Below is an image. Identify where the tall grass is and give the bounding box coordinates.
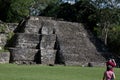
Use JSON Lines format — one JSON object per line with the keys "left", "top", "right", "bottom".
{"left": 0, "top": 64, "right": 119, "bottom": 80}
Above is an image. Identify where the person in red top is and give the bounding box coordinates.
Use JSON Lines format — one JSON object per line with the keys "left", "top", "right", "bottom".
{"left": 103, "top": 65, "right": 116, "bottom": 80}
{"left": 106, "top": 58, "right": 116, "bottom": 71}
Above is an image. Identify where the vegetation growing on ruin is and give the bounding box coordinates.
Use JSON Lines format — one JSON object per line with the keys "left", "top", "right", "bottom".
{"left": 0, "top": 24, "right": 8, "bottom": 33}
{"left": 0, "top": 46, "right": 9, "bottom": 52}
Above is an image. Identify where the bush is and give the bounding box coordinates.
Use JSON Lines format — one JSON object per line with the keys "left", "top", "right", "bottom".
{"left": 0, "top": 24, "right": 8, "bottom": 33}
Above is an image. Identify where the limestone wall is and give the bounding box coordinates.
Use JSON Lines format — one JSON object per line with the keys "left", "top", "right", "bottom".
{"left": 0, "top": 33, "right": 7, "bottom": 46}
{"left": 0, "top": 22, "right": 18, "bottom": 63}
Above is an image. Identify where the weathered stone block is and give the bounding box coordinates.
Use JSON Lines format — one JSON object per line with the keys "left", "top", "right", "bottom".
{"left": 7, "top": 23, "right": 18, "bottom": 32}
{"left": 15, "top": 33, "right": 40, "bottom": 43}
{"left": 40, "top": 34, "right": 56, "bottom": 49}
{"left": 41, "top": 49, "right": 56, "bottom": 64}
{"left": 0, "top": 33, "right": 7, "bottom": 46}
{"left": 25, "top": 18, "right": 42, "bottom": 33}
{"left": 9, "top": 48, "right": 39, "bottom": 61}
{"left": 0, "top": 52, "right": 10, "bottom": 63}
{"left": 41, "top": 21, "right": 55, "bottom": 34}
{"left": 12, "top": 33, "right": 40, "bottom": 48}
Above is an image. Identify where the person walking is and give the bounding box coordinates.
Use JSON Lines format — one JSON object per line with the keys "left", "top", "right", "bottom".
{"left": 103, "top": 65, "right": 115, "bottom": 80}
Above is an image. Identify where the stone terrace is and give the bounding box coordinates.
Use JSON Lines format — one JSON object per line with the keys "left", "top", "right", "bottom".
{"left": 8, "top": 16, "right": 106, "bottom": 66}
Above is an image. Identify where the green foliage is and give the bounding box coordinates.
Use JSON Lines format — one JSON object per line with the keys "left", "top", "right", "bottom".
{"left": 0, "top": 0, "right": 11, "bottom": 22}
{"left": 7, "top": 32, "right": 14, "bottom": 41}
{"left": 74, "top": 0, "right": 98, "bottom": 30}
{"left": 57, "top": 3, "right": 76, "bottom": 21}
{"left": 93, "top": 27, "right": 102, "bottom": 37}
{"left": 0, "top": 23, "right": 14, "bottom": 51}
{"left": 6, "top": 0, "right": 34, "bottom": 22}
{"left": 41, "top": 3, "right": 60, "bottom": 17}
{"left": 32, "top": 0, "right": 59, "bottom": 16}
{"left": 0, "top": 23, "right": 7, "bottom": 33}
{"left": 107, "top": 25, "right": 120, "bottom": 55}
{"left": 0, "top": 46, "right": 9, "bottom": 52}
{"left": 35, "top": 0, "right": 59, "bottom": 5}
{"left": 0, "top": 0, "right": 59, "bottom": 22}
{"left": 4, "top": 32, "right": 15, "bottom": 49}
{"left": 42, "top": 0, "right": 97, "bottom": 27}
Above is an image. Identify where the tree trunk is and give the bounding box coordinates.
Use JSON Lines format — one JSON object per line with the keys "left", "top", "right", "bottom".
{"left": 104, "top": 27, "right": 108, "bottom": 45}
{"left": 102, "top": 22, "right": 109, "bottom": 46}
{"left": 104, "top": 22, "right": 110, "bottom": 45}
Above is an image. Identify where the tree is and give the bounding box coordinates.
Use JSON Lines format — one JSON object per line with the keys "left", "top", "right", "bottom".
{"left": 91, "top": 0, "right": 120, "bottom": 45}
{"left": 41, "top": 0, "right": 98, "bottom": 28}
{"left": 74, "top": 0, "right": 98, "bottom": 30}
{"left": 40, "top": 3, "right": 60, "bottom": 17}
{"left": 108, "top": 25, "right": 120, "bottom": 56}
{"left": 6, "top": 0, "right": 34, "bottom": 22}
{"left": 0, "top": 0, "right": 59, "bottom": 22}
{"left": 0, "top": 0, "right": 11, "bottom": 22}
{"left": 30, "top": 0, "right": 59, "bottom": 16}
{"left": 57, "top": 3, "right": 76, "bottom": 21}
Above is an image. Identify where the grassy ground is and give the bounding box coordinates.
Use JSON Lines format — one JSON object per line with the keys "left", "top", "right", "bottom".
{"left": 0, "top": 64, "right": 119, "bottom": 80}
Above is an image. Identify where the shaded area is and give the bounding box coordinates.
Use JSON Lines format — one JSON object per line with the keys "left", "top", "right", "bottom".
{"left": 86, "top": 29, "right": 113, "bottom": 59}
{"left": 54, "top": 36, "right": 65, "bottom": 64}
{"left": 14, "top": 17, "right": 30, "bottom": 33}
{"left": 34, "top": 50, "right": 41, "bottom": 64}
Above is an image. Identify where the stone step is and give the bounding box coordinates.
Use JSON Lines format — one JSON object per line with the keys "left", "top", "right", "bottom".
{"left": 9, "top": 48, "right": 56, "bottom": 64}
{"left": 14, "top": 33, "right": 40, "bottom": 43}
{"left": 41, "top": 49, "right": 56, "bottom": 65}
{"left": 9, "top": 48, "right": 39, "bottom": 61}
{"left": 25, "top": 19, "right": 42, "bottom": 33}
{"left": 16, "top": 16, "right": 53, "bottom": 33}
{"left": 10, "top": 33, "right": 40, "bottom": 48}
{"left": 14, "top": 42, "right": 39, "bottom": 49}
{"left": 24, "top": 17, "right": 55, "bottom": 34}
{"left": 64, "top": 61, "right": 84, "bottom": 66}
{"left": 62, "top": 54, "right": 81, "bottom": 62}
{"left": 40, "top": 34, "right": 56, "bottom": 49}
{"left": 11, "top": 33, "right": 56, "bottom": 49}
{"left": 62, "top": 51, "right": 105, "bottom": 64}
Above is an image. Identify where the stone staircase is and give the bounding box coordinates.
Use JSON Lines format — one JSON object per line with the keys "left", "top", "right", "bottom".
{"left": 8, "top": 16, "right": 106, "bottom": 66}
{"left": 9, "top": 17, "right": 57, "bottom": 65}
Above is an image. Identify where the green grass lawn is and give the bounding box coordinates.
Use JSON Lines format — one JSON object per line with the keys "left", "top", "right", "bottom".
{"left": 0, "top": 64, "right": 119, "bottom": 80}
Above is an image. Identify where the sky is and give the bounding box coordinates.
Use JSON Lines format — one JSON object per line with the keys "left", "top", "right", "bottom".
{"left": 61, "top": 0, "right": 77, "bottom": 4}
